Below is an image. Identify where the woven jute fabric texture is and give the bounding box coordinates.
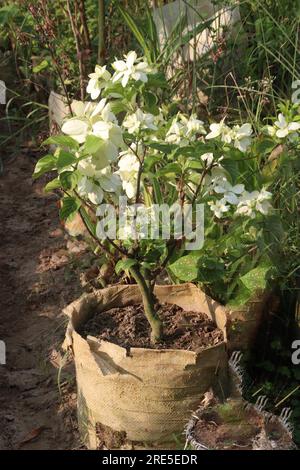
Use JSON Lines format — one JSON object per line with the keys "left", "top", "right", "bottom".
{"left": 63, "top": 283, "right": 267, "bottom": 448}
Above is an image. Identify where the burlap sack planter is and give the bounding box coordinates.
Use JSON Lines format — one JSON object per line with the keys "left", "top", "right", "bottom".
{"left": 225, "top": 291, "right": 271, "bottom": 352}
{"left": 63, "top": 283, "right": 229, "bottom": 448}
{"left": 185, "top": 398, "right": 296, "bottom": 450}
{"left": 185, "top": 352, "right": 296, "bottom": 450}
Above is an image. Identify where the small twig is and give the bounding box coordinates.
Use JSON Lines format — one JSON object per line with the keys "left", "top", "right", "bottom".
{"left": 97, "top": 0, "right": 106, "bottom": 65}
{"left": 135, "top": 146, "right": 146, "bottom": 204}
{"left": 27, "top": 2, "right": 73, "bottom": 115}
{"left": 73, "top": 189, "right": 129, "bottom": 257}
{"left": 66, "top": 0, "right": 85, "bottom": 101}
{"left": 191, "top": 165, "right": 211, "bottom": 205}
{"left": 124, "top": 139, "right": 143, "bottom": 164}
{"left": 275, "top": 385, "right": 300, "bottom": 408}
{"left": 78, "top": 0, "right": 91, "bottom": 51}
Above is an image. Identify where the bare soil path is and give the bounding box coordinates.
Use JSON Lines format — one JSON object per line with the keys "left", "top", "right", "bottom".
{"left": 0, "top": 152, "right": 83, "bottom": 449}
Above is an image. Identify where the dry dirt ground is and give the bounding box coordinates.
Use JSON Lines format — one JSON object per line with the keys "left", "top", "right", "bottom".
{"left": 0, "top": 152, "right": 86, "bottom": 449}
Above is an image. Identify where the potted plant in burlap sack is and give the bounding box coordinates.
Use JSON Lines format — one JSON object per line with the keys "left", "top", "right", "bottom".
{"left": 185, "top": 352, "right": 296, "bottom": 450}
{"left": 33, "top": 50, "right": 287, "bottom": 448}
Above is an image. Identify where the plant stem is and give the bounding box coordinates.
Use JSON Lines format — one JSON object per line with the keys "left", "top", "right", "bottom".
{"left": 98, "top": 0, "right": 106, "bottom": 65}
{"left": 129, "top": 265, "right": 163, "bottom": 343}
{"left": 77, "top": 207, "right": 115, "bottom": 262}
{"left": 78, "top": 0, "right": 91, "bottom": 51}
{"left": 66, "top": 0, "right": 86, "bottom": 101}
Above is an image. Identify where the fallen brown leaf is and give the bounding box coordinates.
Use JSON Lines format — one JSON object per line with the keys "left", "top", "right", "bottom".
{"left": 18, "top": 426, "right": 46, "bottom": 448}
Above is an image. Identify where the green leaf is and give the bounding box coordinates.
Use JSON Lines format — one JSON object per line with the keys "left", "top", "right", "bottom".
{"left": 44, "top": 177, "right": 60, "bottom": 193}
{"left": 110, "top": 100, "right": 128, "bottom": 114}
{"left": 151, "top": 176, "right": 163, "bottom": 204}
{"left": 83, "top": 135, "right": 104, "bottom": 155}
{"left": 157, "top": 163, "right": 182, "bottom": 178}
{"left": 80, "top": 206, "right": 96, "bottom": 237}
{"left": 0, "top": 4, "right": 19, "bottom": 23}
{"left": 59, "top": 171, "right": 79, "bottom": 190}
{"left": 59, "top": 196, "right": 81, "bottom": 222}
{"left": 254, "top": 137, "right": 276, "bottom": 156}
{"left": 116, "top": 3, "right": 152, "bottom": 63}
{"left": 33, "top": 154, "right": 56, "bottom": 179}
{"left": 32, "top": 59, "right": 49, "bottom": 74}
{"left": 147, "top": 72, "right": 169, "bottom": 89}
{"left": 115, "top": 258, "right": 137, "bottom": 275}
{"left": 144, "top": 91, "right": 158, "bottom": 113}
{"left": 173, "top": 146, "right": 197, "bottom": 159}
{"left": 148, "top": 142, "right": 176, "bottom": 153}
{"left": 240, "top": 265, "right": 271, "bottom": 292}
{"left": 259, "top": 360, "right": 275, "bottom": 372}
{"left": 185, "top": 158, "right": 204, "bottom": 170}
{"left": 144, "top": 154, "right": 162, "bottom": 171}
{"left": 145, "top": 3, "right": 159, "bottom": 60}
{"left": 43, "top": 135, "right": 79, "bottom": 150}
{"left": 57, "top": 150, "right": 77, "bottom": 169}
{"left": 169, "top": 254, "right": 199, "bottom": 282}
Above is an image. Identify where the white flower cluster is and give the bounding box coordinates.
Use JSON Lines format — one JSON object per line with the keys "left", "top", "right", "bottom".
{"left": 165, "top": 115, "right": 253, "bottom": 152}
{"left": 59, "top": 52, "right": 159, "bottom": 202}
{"left": 58, "top": 50, "right": 275, "bottom": 222}
{"left": 236, "top": 189, "right": 273, "bottom": 218}
{"left": 206, "top": 120, "right": 253, "bottom": 152}
{"left": 265, "top": 113, "right": 300, "bottom": 140}
{"left": 117, "top": 145, "right": 141, "bottom": 199}
{"left": 86, "top": 51, "right": 154, "bottom": 98}
{"left": 118, "top": 205, "right": 155, "bottom": 240}
{"left": 204, "top": 159, "right": 272, "bottom": 219}
{"left": 166, "top": 114, "right": 206, "bottom": 146}
{"left": 61, "top": 99, "right": 123, "bottom": 204}
{"left": 123, "top": 109, "right": 158, "bottom": 134}
{"left": 86, "top": 65, "right": 111, "bottom": 99}
{"left": 112, "top": 51, "right": 153, "bottom": 88}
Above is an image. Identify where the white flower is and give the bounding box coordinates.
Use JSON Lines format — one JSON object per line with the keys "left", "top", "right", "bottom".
{"left": 61, "top": 99, "right": 119, "bottom": 144}
{"left": 112, "top": 51, "right": 152, "bottom": 87}
{"left": 86, "top": 65, "right": 111, "bottom": 99}
{"left": 77, "top": 142, "right": 118, "bottom": 174}
{"left": 214, "top": 180, "right": 245, "bottom": 205}
{"left": 92, "top": 120, "right": 123, "bottom": 147}
{"left": 264, "top": 125, "right": 276, "bottom": 137}
{"left": 166, "top": 120, "right": 186, "bottom": 145}
{"left": 208, "top": 198, "right": 230, "bottom": 218}
{"left": 92, "top": 98, "right": 117, "bottom": 123}
{"left": 123, "top": 109, "right": 158, "bottom": 134}
{"left": 166, "top": 113, "right": 205, "bottom": 146}
{"left": 201, "top": 152, "right": 214, "bottom": 166}
{"left": 119, "top": 205, "right": 154, "bottom": 240}
{"left": 116, "top": 146, "right": 140, "bottom": 198}
{"left": 71, "top": 103, "right": 122, "bottom": 171}
{"left": 77, "top": 176, "right": 104, "bottom": 205}
{"left": 232, "top": 123, "right": 252, "bottom": 152}
{"left": 206, "top": 120, "right": 252, "bottom": 151}
{"left": 255, "top": 188, "right": 273, "bottom": 215}
{"left": 61, "top": 99, "right": 123, "bottom": 164}
{"left": 206, "top": 119, "right": 232, "bottom": 144}
{"left": 122, "top": 181, "right": 136, "bottom": 199}
{"left": 77, "top": 167, "right": 121, "bottom": 205}
{"left": 267, "top": 113, "right": 300, "bottom": 139}
{"left": 61, "top": 118, "right": 89, "bottom": 144}
{"left": 78, "top": 157, "right": 103, "bottom": 177}
{"left": 203, "top": 165, "right": 228, "bottom": 190}
{"left": 236, "top": 189, "right": 272, "bottom": 218}
{"left": 181, "top": 114, "right": 206, "bottom": 137}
